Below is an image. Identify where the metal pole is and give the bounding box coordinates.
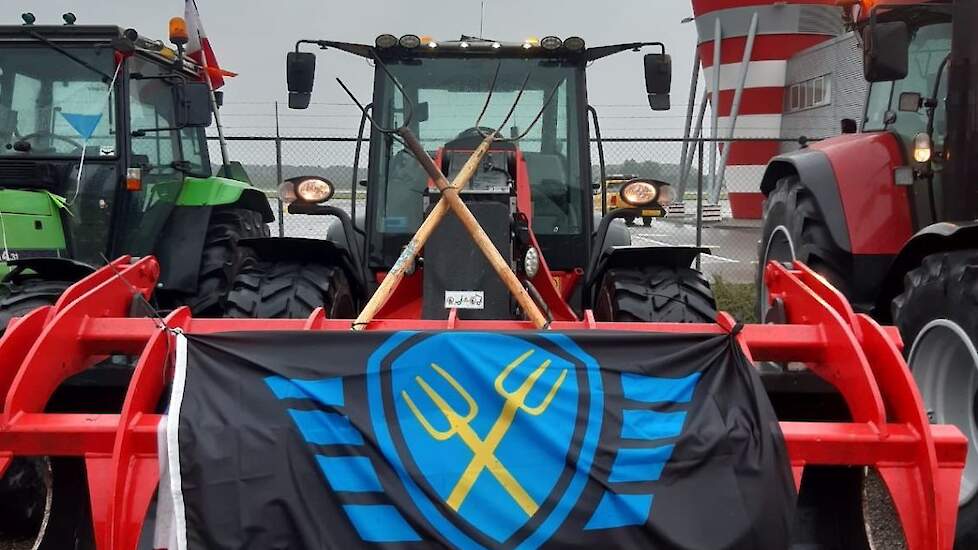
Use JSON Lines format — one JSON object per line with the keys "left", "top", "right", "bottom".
{"left": 480, "top": 0, "right": 488, "bottom": 38}
{"left": 680, "top": 87, "right": 709, "bottom": 197}
{"left": 274, "top": 101, "right": 285, "bottom": 238}
{"left": 709, "top": 18, "right": 721, "bottom": 202}
{"left": 696, "top": 140, "right": 704, "bottom": 272}
{"left": 196, "top": 39, "right": 230, "bottom": 172}
{"left": 678, "top": 51, "right": 700, "bottom": 197}
{"left": 712, "top": 12, "right": 758, "bottom": 205}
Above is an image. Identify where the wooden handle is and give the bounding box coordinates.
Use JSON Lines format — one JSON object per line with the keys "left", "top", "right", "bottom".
{"left": 352, "top": 132, "right": 498, "bottom": 330}
{"left": 397, "top": 129, "right": 548, "bottom": 329}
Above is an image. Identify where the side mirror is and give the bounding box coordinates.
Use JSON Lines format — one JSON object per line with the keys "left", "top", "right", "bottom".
{"left": 863, "top": 20, "right": 909, "bottom": 82}
{"left": 644, "top": 53, "right": 672, "bottom": 111}
{"left": 173, "top": 81, "right": 212, "bottom": 128}
{"left": 898, "top": 92, "right": 922, "bottom": 112}
{"left": 287, "top": 51, "right": 316, "bottom": 110}
{"left": 841, "top": 118, "right": 858, "bottom": 134}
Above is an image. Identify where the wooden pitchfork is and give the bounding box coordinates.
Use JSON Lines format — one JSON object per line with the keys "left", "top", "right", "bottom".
{"left": 338, "top": 57, "right": 557, "bottom": 329}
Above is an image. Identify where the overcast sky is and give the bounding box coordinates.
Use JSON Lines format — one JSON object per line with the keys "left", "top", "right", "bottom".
{"left": 2, "top": 1, "right": 703, "bottom": 137}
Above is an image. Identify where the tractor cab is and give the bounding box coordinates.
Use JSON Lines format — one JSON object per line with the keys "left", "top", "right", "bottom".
{"left": 858, "top": 0, "right": 957, "bottom": 228}
{"left": 363, "top": 43, "right": 591, "bottom": 274}
{"left": 0, "top": 19, "right": 216, "bottom": 274}
{"left": 263, "top": 35, "right": 705, "bottom": 323}
{"left": 0, "top": 16, "right": 273, "bottom": 321}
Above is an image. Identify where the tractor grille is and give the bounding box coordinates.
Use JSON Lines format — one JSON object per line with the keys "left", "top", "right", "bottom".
{"left": 0, "top": 161, "right": 60, "bottom": 189}
{"left": 0, "top": 161, "right": 38, "bottom": 186}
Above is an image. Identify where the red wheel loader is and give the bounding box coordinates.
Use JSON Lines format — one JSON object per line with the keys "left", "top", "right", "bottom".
{"left": 0, "top": 33, "right": 967, "bottom": 550}
{"left": 756, "top": 1, "right": 978, "bottom": 545}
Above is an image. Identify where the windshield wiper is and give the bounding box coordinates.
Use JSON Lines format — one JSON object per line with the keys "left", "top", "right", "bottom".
{"left": 24, "top": 30, "right": 114, "bottom": 83}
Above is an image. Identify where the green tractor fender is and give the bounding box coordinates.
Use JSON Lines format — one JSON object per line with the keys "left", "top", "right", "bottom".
{"left": 176, "top": 175, "right": 275, "bottom": 223}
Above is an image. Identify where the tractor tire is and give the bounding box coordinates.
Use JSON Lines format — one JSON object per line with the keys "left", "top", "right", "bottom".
{"left": 892, "top": 250, "right": 978, "bottom": 549}
{"left": 0, "top": 279, "right": 70, "bottom": 333}
{"left": 593, "top": 265, "right": 717, "bottom": 323}
{"left": 0, "top": 281, "right": 94, "bottom": 549}
{"left": 163, "top": 207, "right": 269, "bottom": 317}
{"left": 757, "top": 175, "right": 850, "bottom": 320}
{"left": 226, "top": 260, "right": 356, "bottom": 320}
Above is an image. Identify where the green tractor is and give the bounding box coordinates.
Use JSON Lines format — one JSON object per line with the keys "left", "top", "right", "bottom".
{"left": 0, "top": 16, "right": 273, "bottom": 335}
{"left": 0, "top": 16, "right": 273, "bottom": 546}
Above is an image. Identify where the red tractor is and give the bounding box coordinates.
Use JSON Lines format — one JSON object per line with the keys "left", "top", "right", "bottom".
{"left": 756, "top": 0, "right": 978, "bottom": 545}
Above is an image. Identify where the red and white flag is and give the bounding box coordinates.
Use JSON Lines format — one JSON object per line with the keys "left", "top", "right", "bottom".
{"left": 184, "top": 0, "right": 236, "bottom": 89}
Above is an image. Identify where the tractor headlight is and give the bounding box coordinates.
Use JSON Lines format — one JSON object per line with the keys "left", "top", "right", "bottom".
{"left": 564, "top": 36, "right": 585, "bottom": 51}
{"left": 540, "top": 36, "right": 563, "bottom": 50}
{"left": 620, "top": 180, "right": 657, "bottom": 207}
{"left": 913, "top": 132, "right": 932, "bottom": 163}
{"left": 399, "top": 34, "right": 421, "bottom": 49}
{"left": 524, "top": 247, "right": 540, "bottom": 278}
{"left": 280, "top": 176, "right": 335, "bottom": 204}
{"left": 375, "top": 34, "right": 398, "bottom": 49}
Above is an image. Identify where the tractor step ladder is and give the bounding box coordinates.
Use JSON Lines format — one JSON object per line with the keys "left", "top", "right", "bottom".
{"left": 0, "top": 256, "right": 966, "bottom": 550}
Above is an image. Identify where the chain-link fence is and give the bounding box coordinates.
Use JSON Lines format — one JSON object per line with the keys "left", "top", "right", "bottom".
{"left": 208, "top": 135, "right": 813, "bottom": 287}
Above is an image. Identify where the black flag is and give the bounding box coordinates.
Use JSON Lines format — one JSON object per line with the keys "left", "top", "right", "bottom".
{"left": 163, "top": 330, "right": 794, "bottom": 549}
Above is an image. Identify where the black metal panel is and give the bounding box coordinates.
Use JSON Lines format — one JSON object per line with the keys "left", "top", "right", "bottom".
{"left": 423, "top": 201, "right": 513, "bottom": 320}
{"left": 943, "top": 0, "right": 978, "bottom": 221}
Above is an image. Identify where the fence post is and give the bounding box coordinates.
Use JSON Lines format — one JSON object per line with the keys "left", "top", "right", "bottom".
{"left": 696, "top": 139, "right": 704, "bottom": 272}
{"left": 274, "top": 101, "right": 285, "bottom": 238}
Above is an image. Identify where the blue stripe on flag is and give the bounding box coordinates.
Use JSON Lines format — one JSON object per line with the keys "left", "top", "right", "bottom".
{"left": 621, "top": 372, "right": 700, "bottom": 404}
{"left": 608, "top": 445, "right": 675, "bottom": 483}
{"left": 342, "top": 504, "right": 421, "bottom": 542}
{"left": 265, "top": 375, "right": 344, "bottom": 406}
{"left": 620, "top": 410, "right": 687, "bottom": 441}
{"left": 583, "top": 492, "right": 654, "bottom": 531}
{"left": 288, "top": 409, "right": 363, "bottom": 445}
{"left": 316, "top": 455, "right": 382, "bottom": 492}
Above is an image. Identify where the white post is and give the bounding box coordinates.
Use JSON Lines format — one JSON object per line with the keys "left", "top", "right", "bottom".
{"left": 709, "top": 19, "right": 721, "bottom": 201}
{"left": 677, "top": 51, "right": 700, "bottom": 198}
{"left": 681, "top": 87, "right": 710, "bottom": 189}
{"left": 712, "top": 12, "right": 758, "bottom": 205}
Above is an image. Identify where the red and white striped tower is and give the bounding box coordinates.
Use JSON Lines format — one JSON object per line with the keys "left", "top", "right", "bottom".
{"left": 690, "top": 0, "right": 843, "bottom": 219}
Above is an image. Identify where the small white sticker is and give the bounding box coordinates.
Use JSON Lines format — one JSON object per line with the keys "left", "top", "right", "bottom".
{"left": 99, "top": 146, "right": 115, "bottom": 156}
{"left": 445, "top": 291, "right": 484, "bottom": 310}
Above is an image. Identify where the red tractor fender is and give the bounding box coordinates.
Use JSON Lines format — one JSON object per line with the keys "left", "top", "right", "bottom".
{"left": 761, "top": 132, "right": 914, "bottom": 257}
{"left": 811, "top": 132, "right": 914, "bottom": 255}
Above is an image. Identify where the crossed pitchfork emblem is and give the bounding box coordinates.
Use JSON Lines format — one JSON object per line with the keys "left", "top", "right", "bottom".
{"left": 401, "top": 350, "right": 568, "bottom": 517}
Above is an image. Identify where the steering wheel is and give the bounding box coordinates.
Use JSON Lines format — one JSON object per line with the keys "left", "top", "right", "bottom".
{"left": 15, "top": 131, "right": 84, "bottom": 150}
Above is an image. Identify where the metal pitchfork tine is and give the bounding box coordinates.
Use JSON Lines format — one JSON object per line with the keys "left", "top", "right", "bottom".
{"left": 401, "top": 363, "right": 478, "bottom": 441}
{"left": 339, "top": 53, "right": 554, "bottom": 330}
{"left": 494, "top": 349, "right": 567, "bottom": 415}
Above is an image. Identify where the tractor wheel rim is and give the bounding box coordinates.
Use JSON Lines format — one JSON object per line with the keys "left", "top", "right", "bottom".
{"left": 909, "top": 318, "right": 978, "bottom": 506}
{"left": 760, "top": 225, "right": 796, "bottom": 321}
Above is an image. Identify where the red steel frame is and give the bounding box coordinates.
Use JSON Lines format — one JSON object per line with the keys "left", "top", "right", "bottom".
{"left": 0, "top": 256, "right": 966, "bottom": 549}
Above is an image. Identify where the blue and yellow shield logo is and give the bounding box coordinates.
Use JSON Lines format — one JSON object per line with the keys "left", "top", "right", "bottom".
{"left": 368, "top": 331, "right": 604, "bottom": 547}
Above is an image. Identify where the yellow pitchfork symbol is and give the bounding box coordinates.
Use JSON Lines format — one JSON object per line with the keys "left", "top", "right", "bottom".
{"left": 401, "top": 349, "right": 567, "bottom": 517}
